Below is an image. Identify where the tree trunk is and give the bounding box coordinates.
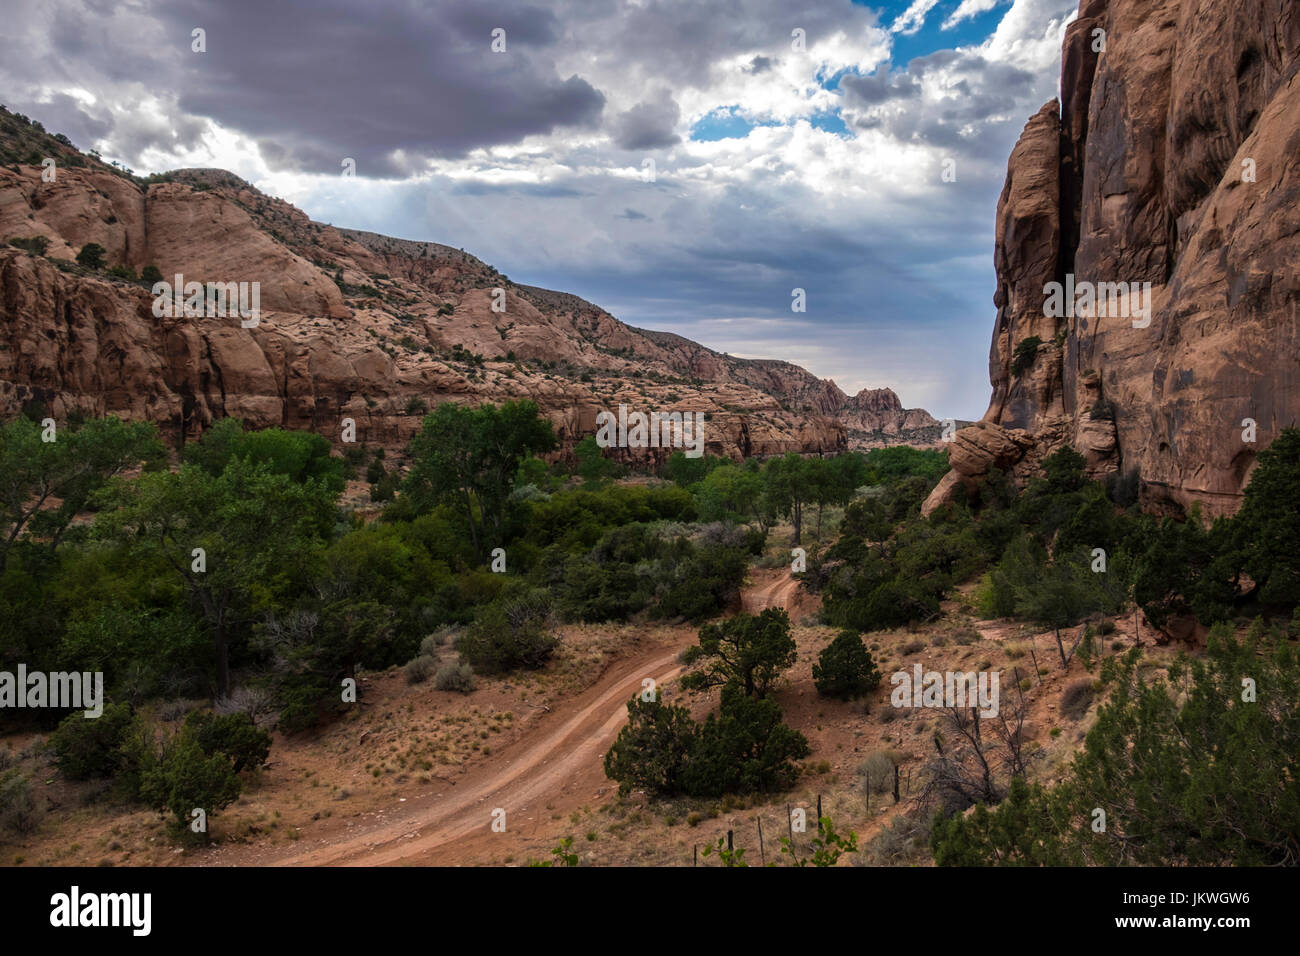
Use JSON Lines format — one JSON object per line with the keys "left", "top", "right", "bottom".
{"left": 215, "top": 621, "right": 230, "bottom": 698}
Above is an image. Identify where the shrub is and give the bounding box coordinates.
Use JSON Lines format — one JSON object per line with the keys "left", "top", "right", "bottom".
{"left": 9, "top": 236, "right": 48, "bottom": 256}
{"left": 181, "top": 711, "right": 271, "bottom": 773}
{"left": 434, "top": 660, "right": 476, "bottom": 693}
{"left": 0, "top": 769, "right": 41, "bottom": 834}
{"left": 860, "top": 750, "right": 900, "bottom": 795}
{"left": 76, "top": 242, "right": 106, "bottom": 269}
{"left": 901, "top": 639, "right": 926, "bottom": 656}
{"left": 420, "top": 629, "right": 454, "bottom": 655}
{"left": 48, "top": 703, "right": 138, "bottom": 780}
{"left": 404, "top": 655, "right": 436, "bottom": 684}
{"left": 139, "top": 737, "right": 242, "bottom": 841}
{"left": 1011, "top": 336, "right": 1042, "bottom": 375}
{"left": 141, "top": 264, "right": 163, "bottom": 284}
{"left": 457, "top": 590, "right": 559, "bottom": 674}
{"left": 1060, "top": 679, "right": 1094, "bottom": 721}
{"left": 813, "top": 631, "right": 882, "bottom": 700}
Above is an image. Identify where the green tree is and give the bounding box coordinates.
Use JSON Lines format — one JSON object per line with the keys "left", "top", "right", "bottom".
{"left": 603, "top": 695, "right": 698, "bottom": 796}
{"left": 184, "top": 419, "right": 344, "bottom": 494}
{"left": 404, "top": 400, "right": 556, "bottom": 562}
{"left": 574, "top": 434, "right": 615, "bottom": 483}
{"left": 96, "top": 458, "right": 336, "bottom": 696}
{"left": 0, "top": 416, "right": 164, "bottom": 571}
{"left": 141, "top": 264, "right": 163, "bottom": 284}
{"left": 812, "top": 630, "right": 882, "bottom": 699}
{"left": 681, "top": 607, "right": 797, "bottom": 699}
{"left": 456, "top": 589, "right": 558, "bottom": 674}
{"left": 1233, "top": 427, "right": 1300, "bottom": 606}
{"left": 49, "top": 702, "right": 139, "bottom": 780}
{"left": 763, "top": 453, "right": 810, "bottom": 544}
{"left": 140, "top": 735, "right": 242, "bottom": 842}
{"left": 931, "top": 627, "right": 1300, "bottom": 866}
{"left": 181, "top": 711, "right": 270, "bottom": 773}
{"left": 76, "top": 242, "right": 106, "bottom": 269}
{"left": 681, "top": 683, "right": 810, "bottom": 796}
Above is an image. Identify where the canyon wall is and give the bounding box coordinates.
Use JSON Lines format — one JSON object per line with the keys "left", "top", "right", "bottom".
{"left": 926, "top": 0, "right": 1300, "bottom": 518}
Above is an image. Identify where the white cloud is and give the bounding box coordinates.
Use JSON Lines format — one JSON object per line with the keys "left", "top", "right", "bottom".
{"left": 890, "top": 0, "right": 943, "bottom": 37}
{"left": 943, "top": 0, "right": 1007, "bottom": 31}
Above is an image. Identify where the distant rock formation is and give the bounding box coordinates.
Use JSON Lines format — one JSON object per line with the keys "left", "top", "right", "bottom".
{"left": 925, "top": 0, "right": 1300, "bottom": 517}
{"left": 0, "top": 108, "right": 938, "bottom": 463}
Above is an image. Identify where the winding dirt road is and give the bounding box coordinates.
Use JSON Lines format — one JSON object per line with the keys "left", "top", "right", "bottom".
{"left": 210, "top": 570, "right": 800, "bottom": 866}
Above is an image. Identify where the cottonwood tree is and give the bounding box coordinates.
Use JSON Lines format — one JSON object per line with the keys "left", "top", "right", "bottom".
{"left": 403, "top": 400, "right": 556, "bottom": 562}
{"left": 97, "top": 458, "right": 336, "bottom": 697}
{"left": 0, "top": 416, "right": 164, "bottom": 572}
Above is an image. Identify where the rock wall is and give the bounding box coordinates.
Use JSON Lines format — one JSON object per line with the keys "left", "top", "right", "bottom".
{"left": 926, "top": 0, "right": 1300, "bottom": 518}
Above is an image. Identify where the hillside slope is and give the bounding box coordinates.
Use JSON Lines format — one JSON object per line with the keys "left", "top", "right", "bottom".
{"left": 0, "top": 107, "right": 939, "bottom": 460}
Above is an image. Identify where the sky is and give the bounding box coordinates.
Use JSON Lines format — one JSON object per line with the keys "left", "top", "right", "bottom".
{"left": 0, "top": 0, "right": 1079, "bottom": 421}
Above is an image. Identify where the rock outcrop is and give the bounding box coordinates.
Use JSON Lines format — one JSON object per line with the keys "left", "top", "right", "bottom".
{"left": 0, "top": 109, "right": 937, "bottom": 463}
{"left": 926, "top": 0, "right": 1300, "bottom": 518}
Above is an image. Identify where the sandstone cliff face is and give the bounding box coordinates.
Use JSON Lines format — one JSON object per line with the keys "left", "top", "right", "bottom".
{"left": 0, "top": 115, "right": 934, "bottom": 462}
{"left": 926, "top": 0, "right": 1300, "bottom": 518}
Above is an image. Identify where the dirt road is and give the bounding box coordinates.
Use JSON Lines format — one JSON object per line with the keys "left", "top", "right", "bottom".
{"left": 209, "top": 570, "right": 801, "bottom": 867}
{"left": 741, "top": 568, "right": 804, "bottom": 615}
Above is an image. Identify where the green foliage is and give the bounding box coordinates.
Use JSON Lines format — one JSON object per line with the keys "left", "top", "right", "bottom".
{"left": 403, "top": 400, "right": 556, "bottom": 561}
{"left": 139, "top": 735, "right": 242, "bottom": 841}
{"left": 9, "top": 236, "right": 48, "bottom": 256}
{"left": 140, "top": 264, "right": 163, "bottom": 284}
{"left": 456, "top": 588, "right": 558, "bottom": 674}
{"left": 49, "top": 702, "right": 138, "bottom": 779}
{"left": 0, "top": 768, "right": 40, "bottom": 834}
{"left": 96, "top": 457, "right": 338, "bottom": 697}
{"left": 780, "top": 816, "right": 859, "bottom": 867}
{"left": 1011, "top": 336, "right": 1042, "bottom": 375}
{"left": 605, "top": 681, "right": 808, "bottom": 798}
{"left": 184, "top": 418, "right": 344, "bottom": 494}
{"left": 1233, "top": 428, "right": 1300, "bottom": 606}
{"left": 812, "top": 631, "right": 881, "bottom": 699}
{"left": 603, "top": 695, "right": 698, "bottom": 796}
{"left": 574, "top": 435, "right": 616, "bottom": 483}
{"left": 932, "top": 628, "right": 1300, "bottom": 865}
{"left": 681, "top": 683, "right": 810, "bottom": 796}
{"left": 529, "top": 835, "right": 579, "bottom": 866}
{"left": 700, "top": 835, "right": 749, "bottom": 866}
{"left": 0, "top": 416, "right": 165, "bottom": 572}
{"left": 76, "top": 242, "right": 106, "bottom": 269}
{"left": 681, "top": 608, "right": 797, "bottom": 699}
{"left": 181, "top": 711, "right": 270, "bottom": 773}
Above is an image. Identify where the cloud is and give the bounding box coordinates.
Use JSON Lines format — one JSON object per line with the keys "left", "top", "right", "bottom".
{"left": 890, "top": 0, "right": 943, "bottom": 36}
{"left": 0, "top": 0, "right": 1082, "bottom": 419}
{"left": 610, "top": 92, "right": 682, "bottom": 150}
{"left": 944, "top": 0, "right": 1009, "bottom": 30}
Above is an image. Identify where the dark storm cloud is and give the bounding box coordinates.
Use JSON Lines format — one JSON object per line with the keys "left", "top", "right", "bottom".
{"left": 840, "top": 68, "right": 921, "bottom": 105}
{"left": 610, "top": 93, "right": 681, "bottom": 150}
{"left": 2, "top": 0, "right": 607, "bottom": 175}
{"left": 153, "top": 0, "right": 606, "bottom": 174}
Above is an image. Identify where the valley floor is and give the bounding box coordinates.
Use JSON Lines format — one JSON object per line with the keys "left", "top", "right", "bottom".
{"left": 0, "top": 559, "right": 1177, "bottom": 868}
